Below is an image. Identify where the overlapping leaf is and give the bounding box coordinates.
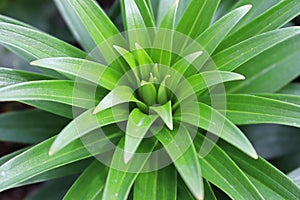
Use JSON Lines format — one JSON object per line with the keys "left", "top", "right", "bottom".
{"left": 176, "top": 0, "right": 220, "bottom": 39}
{"left": 212, "top": 27, "right": 300, "bottom": 72}
{"left": 31, "top": 57, "right": 122, "bottom": 90}
{"left": 124, "top": 108, "right": 158, "bottom": 163}
{"left": 195, "top": 134, "right": 263, "bottom": 200}
{"left": 64, "top": 160, "right": 108, "bottom": 200}
{"left": 155, "top": 126, "right": 203, "bottom": 200}
{"left": 102, "top": 137, "right": 157, "bottom": 200}
{"left": 50, "top": 107, "right": 128, "bottom": 155}
{"left": 0, "top": 22, "right": 86, "bottom": 59}
{"left": 227, "top": 34, "right": 300, "bottom": 93}
{"left": 0, "top": 130, "right": 122, "bottom": 192}
{"left": 200, "top": 94, "right": 300, "bottom": 127}
{"left": 219, "top": 140, "right": 300, "bottom": 199}
{"left": 0, "top": 80, "right": 98, "bottom": 109}
{"left": 175, "top": 102, "right": 257, "bottom": 158}
{"left": 219, "top": 0, "right": 300, "bottom": 49}
{"left": 16, "top": 159, "right": 92, "bottom": 188}
{"left": 134, "top": 165, "right": 177, "bottom": 200}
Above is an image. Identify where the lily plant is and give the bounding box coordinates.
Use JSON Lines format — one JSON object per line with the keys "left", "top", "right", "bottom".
{"left": 0, "top": 0, "right": 300, "bottom": 199}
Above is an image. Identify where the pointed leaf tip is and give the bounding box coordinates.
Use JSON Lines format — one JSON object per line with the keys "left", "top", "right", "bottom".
{"left": 168, "top": 123, "right": 174, "bottom": 131}
{"left": 124, "top": 152, "right": 133, "bottom": 164}
{"left": 197, "top": 195, "right": 204, "bottom": 200}
{"left": 49, "top": 143, "right": 59, "bottom": 156}
{"left": 48, "top": 151, "right": 54, "bottom": 156}
{"left": 113, "top": 45, "right": 122, "bottom": 51}
{"left": 193, "top": 51, "right": 203, "bottom": 57}
{"left": 150, "top": 101, "right": 173, "bottom": 130}
{"left": 238, "top": 74, "right": 246, "bottom": 80}
{"left": 252, "top": 152, "right": 259, "bottom": 160}
{"left": 241, "top": 4, "right": 253, "bottom": 12}
{"left": 135, "top": 42, "right": 142, "bottom": 49}
{"left": 92, "top": 107, "right": 100, "bottom": 115}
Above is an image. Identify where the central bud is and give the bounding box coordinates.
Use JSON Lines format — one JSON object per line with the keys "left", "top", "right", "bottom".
{"left": 133, "top": 64, "right": 172, "bottom": 113}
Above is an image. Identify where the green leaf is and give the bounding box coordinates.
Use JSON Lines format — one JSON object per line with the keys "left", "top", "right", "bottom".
{"left": 219, "top": 140, "right": 300, "bottom": 199}
{"left": 113, "top": 45, "right": 136, "bottom": 68}
{"left": 121, "top": 0, "right": 155, "bottom": 30}
{"left": 121, "top": 0, "right": 151, "bottom": 47}
{"left": 2, "top": 45, "right": 66, "bottom": 79}
{"left": 0, "top": 109, "right": 69, "bottom": 143}
{"left": 0, "top": 67, "right": 51, "bottom": 88}
{"left": 0, "top": 14, "right": 34, "bottom": 29}
{"left": 177, "top": 176, "right": 195, "bottom": 200}
{"left": 219, "top": 0, "right": 300, "bottom": 49}
{"left": 0, "top": 80, "right": 98, "bottom": 109}
{"left": 195, "top": 133, "right": 263, "bottom": 200}
{"left": 64, "top": 161, "right": 108, "bottom": 200}
{"left": 157, "top": 75, "right": 171, "bottom": 105}
{"left": 176, "top": 0, "right": 220, "bottom": 39}
{"left": 155, "top": 126, "right": 203, "bottom": 200}
{"left": 174, "top": 102, "right": 258, "bottom": 158}
{"left": 93, "top": 86, "right": 146, "bottom": 114}
{"left": 257, "top": 94, "right": 300, "bottom": 106}
{"left": 150, "top": 101, "right": 173, "bottom": 130}
{"left": 0, "top": 130, "right": 122, "bottom": 192}
{"left": 31, "top": 57, "right": 122, "bottom": 90}
{"left": 158, "top": 0, "right": 178, "bottom": 29}
{"left": 22, "top": 101, "right": 75, "bottom": 119}
{"left": 155, "top": 0, "right": 190, "bottom": 27}
{"left": 50, "top": 107, "right": 128, "bottom": 155}
{"left": 67, "top": 0, "right": 126, "bottom": 65}
{"left": 201, "top": 94, "right": 300, "bottom": 127}
{"left": 67, "top": 0, "right": 120, "bottom": 46}
{"left": 124, "top": 108, "right": 158, "bottom": 163}
{"left": 2, "top": 44, "right": 35, "bottom": 62}
{"left": 0, "top": 14, "right": 40, "bottom": 62}
{"left": 135, "top": 43, "right": 153, "bottom": 66}
{"left": 229, "top": 0, "right": 281, "bottom": 32}
{"left": 54, "top": 0, "right": 95, "bottom": 52}
{"left": 139, "top": 81, "right": 157, "bottom": 106}
{"left": 213, "top": 0, "right": 238, "bottom": 20}
{"left": 133, "top": 0, "right": 155, "bottom": 27}
{"left": 176, "top": 71, "right": 245, "bottom": 103}
{"left": 189, "top": 4, "right": 251, "bottom": 65}
{"left": 102, "top": 137, "right": 157, "bottom": 200}
{"left": 212, "top": 27, "right": 300, "bottom": 72}
{"left": 169, "top": 51, "right": 203, "bottom": 89}
{"left": 0, "top": 22, "right": 86, "bottom": 59}
{"left": 134, "top": 165, "right": 177, "bottom": 200}
{"left": 151, "top": 1, "right": 179, "bottom": 66}
{"left": 226, "top": 34, "right": 300, "bottom": 93}
{"left": 0, "top": 148, "right": 28, "bottom": 166}
{"left": 113, "top": 45, "right": 140, "bottom": 84}
{"left": 17, "top": 159, "right": 92, "bottom": 188}
{"left": 203, "top": 180, "right": 217, "bottom": 200}
{"left": 134, "top": 43, "right": 153, "bottom": 79}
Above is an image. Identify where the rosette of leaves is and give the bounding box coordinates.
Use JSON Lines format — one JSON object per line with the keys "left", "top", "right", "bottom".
{"left": 0, "top": 0, "right": 300, "bottom": 199}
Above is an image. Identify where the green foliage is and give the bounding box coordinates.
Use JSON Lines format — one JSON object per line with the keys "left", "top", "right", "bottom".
{"left": 0, "top": 0, "right": 299, "bottom": 199}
